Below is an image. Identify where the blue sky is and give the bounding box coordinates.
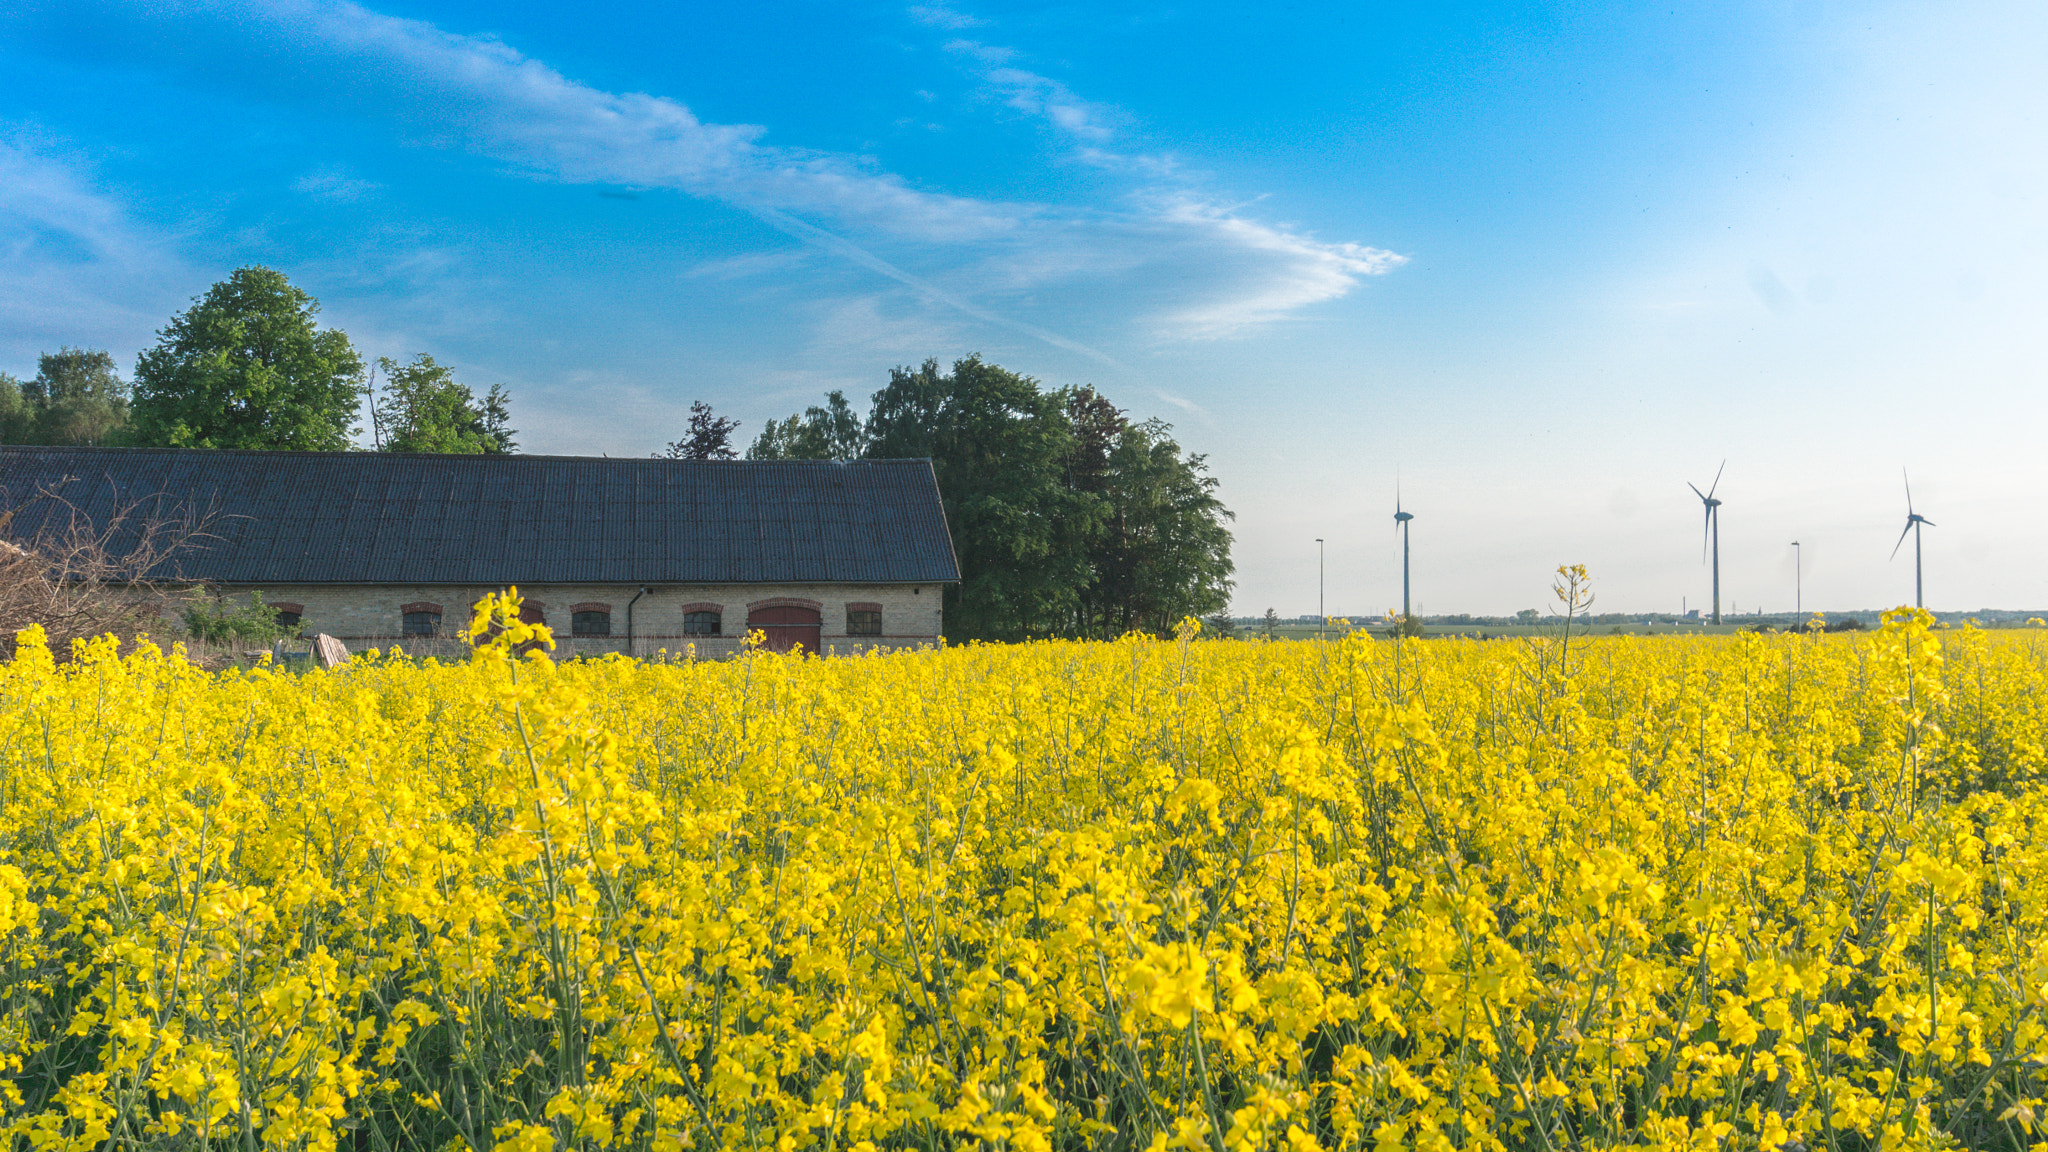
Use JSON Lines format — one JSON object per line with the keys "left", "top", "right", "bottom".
{"left": 2, "top": 0, "right": 2044, "bottom": 615}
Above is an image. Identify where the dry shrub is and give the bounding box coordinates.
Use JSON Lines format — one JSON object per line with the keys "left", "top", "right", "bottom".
{"left": 0, "top": 480, "right": 221, "bottom": 662}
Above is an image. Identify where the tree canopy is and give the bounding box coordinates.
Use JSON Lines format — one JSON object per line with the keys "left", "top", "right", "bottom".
{"left": 747, "top": 391, "right": 865, "bottom": 462}
{"left": 0, "top": 348, "right": 130, "bottom": 446}
{"left": 753, "top": 356, "right": 1234, "bottom": 642}
{"left": 662, "top": 401, "right": 741, "bottom": 460}
{"left": 371, "top": 354, "right": 515, "bottom": 454}
{"left": 129, "top": 266, "right": 364, "bottom": 451}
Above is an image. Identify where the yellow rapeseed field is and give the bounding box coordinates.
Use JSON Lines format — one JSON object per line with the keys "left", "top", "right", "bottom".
{"left": 0, "top": 592, "right": 2044, "bottom": 1151}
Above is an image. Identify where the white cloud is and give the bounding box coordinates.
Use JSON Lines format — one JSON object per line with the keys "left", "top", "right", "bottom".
{"left": 52, "top": 0, "right": 1407, "bottom": 352}
{"left": 983, "top": 67, "right": 1117, "bottom": 142}
{"left": 0, "top": 139, "right": 192, "bottom": 370}
{"left": 292, "top": 167, "right": 382, "bottom": 202}
{"left": 685, "top": 249, "right": 814, "bottom": 281}
{"left": 1145, "top": 198, "right": 1407, "bottom": 339}
{"left": 941, "top": 39, "right": 1015, "bottom": 65}
{"left": 908, "top": 3, "right": 983, "bottom": 30}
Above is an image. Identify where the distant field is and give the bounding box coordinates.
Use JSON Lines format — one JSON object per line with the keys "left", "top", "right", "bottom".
{"left": 1248, "top": 622, "right": 1764, "bottom": 641}
{"left": 1242, "top": 619, "right": 2046, "bottom": 641}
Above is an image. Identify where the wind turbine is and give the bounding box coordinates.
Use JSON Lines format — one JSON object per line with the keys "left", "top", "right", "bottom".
{"left": 1891, "top": 470, "right": 1935, "bottom": 608}
{"left": 1394, "top": 485, "right": 1414, "bottom": 618}
{"left": 1688, "top": 462, "right": 1725, "bottom": 625}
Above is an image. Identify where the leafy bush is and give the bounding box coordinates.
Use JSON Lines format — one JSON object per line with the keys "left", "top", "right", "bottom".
{"left": 179, "top": 590, "right": 300, "bottom": 645}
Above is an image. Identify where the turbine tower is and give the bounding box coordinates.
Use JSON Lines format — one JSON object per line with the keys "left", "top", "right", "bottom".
{"left": 1892, "top": 469, "right": 1935, "bottom": 608}
{"left": 1394, "top": 487, "right": 1414, "bottom": 618}
{"left": 1688, "top": 462, "right": 1726, "bottom": 625}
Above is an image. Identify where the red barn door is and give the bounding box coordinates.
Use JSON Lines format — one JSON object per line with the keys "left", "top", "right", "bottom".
{"left": 747, "top": 604, "right": 822, "bottom": 654}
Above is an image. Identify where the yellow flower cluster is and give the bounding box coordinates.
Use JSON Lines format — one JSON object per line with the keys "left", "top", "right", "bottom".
{"left": 0, "top": 595, "right": 2044, "bottom": 1151}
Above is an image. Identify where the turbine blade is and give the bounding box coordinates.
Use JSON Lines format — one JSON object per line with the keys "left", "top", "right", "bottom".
{"left": 1903, "top": 467, "right": 1915, "bottom": 514}
{"left": 1702, "top": 506, "right": 1712, "bottom": 563}
{"left": 1891, "top": 518, "right": 1913, "bottom": 560}
{"left": 1706, "top": 459, "right": 1726, "bottom": 500}
{"left": 1688, "top": 482, "right": 1707, "bottom": 502}
{"left": 1922, "top": 518, "right": 1936, "bottom": 528}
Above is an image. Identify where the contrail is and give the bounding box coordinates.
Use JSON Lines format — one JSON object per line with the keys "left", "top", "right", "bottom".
{"left": 751, "top": 206, "right": 1127, "bottom": 372}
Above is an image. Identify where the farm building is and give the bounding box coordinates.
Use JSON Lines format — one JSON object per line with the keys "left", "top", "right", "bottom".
{"left": 0, "top": 446, "right": 959, "bottom": 656}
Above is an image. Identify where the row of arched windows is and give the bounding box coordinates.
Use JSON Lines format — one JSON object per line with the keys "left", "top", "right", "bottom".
{"left": 352, "top": 600, "right": 887, "bottom": 639}
{"left": 393, "top": 600, "right": 616, "bottom": 637}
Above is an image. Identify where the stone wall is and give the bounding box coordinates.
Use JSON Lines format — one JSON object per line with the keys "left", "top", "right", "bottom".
{"left": 215, "top": 582, "right": 946, "bottom": 658}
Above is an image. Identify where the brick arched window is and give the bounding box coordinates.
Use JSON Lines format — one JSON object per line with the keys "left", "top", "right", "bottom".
{"left": 401, "top": 601, "right": 443, "bottom": 637}
{"left": 845, "top": 601, "right": 882, "bottom": 636}
{"left": 271, "top": 602, "right": 305, "bottom": 630}
{"left": 570, "top": 601, "right": 612, "bottom": 637}
{"left": 678, "top": 602, "right": 724, "bottom": 636}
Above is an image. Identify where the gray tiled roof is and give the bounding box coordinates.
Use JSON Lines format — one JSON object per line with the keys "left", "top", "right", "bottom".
{"left": 0, "top": 446, "right": 959, "bottom": 586}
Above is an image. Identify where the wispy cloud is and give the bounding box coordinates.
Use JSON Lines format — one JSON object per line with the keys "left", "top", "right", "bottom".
{"left": 293, "top": 166, "right": 382, "bottom": 202}
{"left": 920, "top": 22, "right": 1404, "bottom": 337}
{"left": 1148, "top": 198, "right": 1408, "bottom": 339}
{"left": 37, "top": 0, "right": 1405, "bottom": 351}
{"left": 907, "top": 3, "right": 984, "bottom": 30}
{"left": 0, "top": 139, "right": 191, "bottom": 369}
{"left": 984, "top": 67, "right": 1118, "bottom": 142}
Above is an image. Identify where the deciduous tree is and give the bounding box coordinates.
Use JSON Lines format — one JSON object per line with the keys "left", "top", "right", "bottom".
{"left": 1081, "top": 418, "right": 1234, "bottom": 636}
{"left": 764, "top": 356, "right": 1234, "bottom": 644}
{"left": 130, "top": 267, "right": 363, "bottom": 450}
{"left": 372, "top": 354, "right": 515, "bottom": 454}
{"left": 22, "top": 349, "right": 130, "bottom": 446}
{"left": 868, "top": 357, "right": 1097, "bottom": 642}
{"left": 747, "top": 391, "right": 865, "bottom": 461}
{"left": 662, "top": 401, "right": 741, "bottom": 460}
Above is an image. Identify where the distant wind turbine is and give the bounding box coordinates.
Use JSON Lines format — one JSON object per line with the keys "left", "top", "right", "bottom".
{"left": 1394, "top": 485, "right": 1414, "bottom": 618}
{"left": 1892, "top": 469, "right": 1935, "bottom": 608}
{"left": 1688, "top": 462, "right": 1726, "bottom": 625}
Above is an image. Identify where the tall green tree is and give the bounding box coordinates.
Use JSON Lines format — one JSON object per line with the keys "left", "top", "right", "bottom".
{"left": 0, "top": 373, "right": 25, "bottom": 443}
{"left": 21, "top": 348, "right": 130, "bottom": 446}
{"left": 372, "top": 354, "right": 516, "bottom": 454}
{"left": 129, "top": 266, "right": 364, "bottom": 450}
{"left": 760, "top": 356, "right": 1234, "bottom": 643}
{"left": 746, "top": 391, "right": 865, "bottom": 461}
{"left": 1083, "top": 419, "right": 1235, "bottom": 636}
{"left": 662, "top": 401, "right": 741, "bottom": 460}
{"left": 868, "top": 356, "right": 1100, "bottom": 642}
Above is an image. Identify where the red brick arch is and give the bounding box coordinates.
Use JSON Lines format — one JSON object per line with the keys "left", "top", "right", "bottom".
{"left": 843, "top": 601, "right": 882, "bottom": 613}
{"left": 569, "top": 601, "right": 612, "bottom": 614}
{"left": 746, "top": 599, "right": 822, "bottom": 654}
{"left": 400, "top": 601, "right": 443, "bottom": 616}
{"left": 270, "top": 602, "right": 305, "bottom": 616}
{"left": 746, "top": 596, "right": 823, "bottom": 612}
{"left": 676, "top": 602, "right": 725, "bottom": 615}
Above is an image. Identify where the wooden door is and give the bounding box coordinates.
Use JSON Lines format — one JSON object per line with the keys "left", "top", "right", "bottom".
{"left": 747, "top": 604, "right": 821, "bottom": 654}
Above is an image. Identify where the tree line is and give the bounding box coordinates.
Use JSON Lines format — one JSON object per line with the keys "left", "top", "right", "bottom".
{"left": 8, "top": 268, "right": 1234, "bottom": 643}
{"left": 735, "top": 357, "right": 1235, "bottom": 642}
{"left": 1, "top": 266, "right": 515, "bottom": 454}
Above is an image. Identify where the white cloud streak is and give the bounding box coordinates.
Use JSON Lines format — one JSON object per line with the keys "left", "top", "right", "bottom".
{"left": 908, "top": 4, "right": 985, "bottom": 31}
{"left": 33, "top": 0, "right": 1406, "bottom": 348}
{"left": 292, "top": 167, "right": 382, "bottom": 202}
{"left": 0, "top": 140, "right": 191, "bottom": 370}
